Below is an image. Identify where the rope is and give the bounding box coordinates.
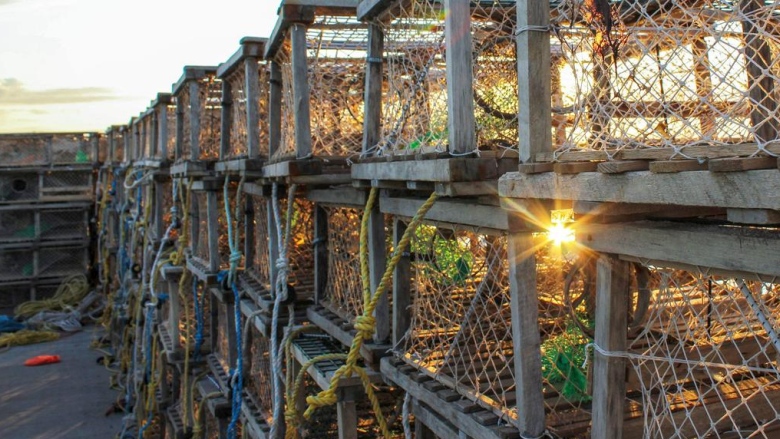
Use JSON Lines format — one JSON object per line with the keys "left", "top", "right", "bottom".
{"left": 14, "top": 274, "right": 90, "bottom": 319}
{"left": 301, "top": 188, "right": 439, "bottom": 438}
{"left": 0, "top": 329, "right": 59, "bottom": 350}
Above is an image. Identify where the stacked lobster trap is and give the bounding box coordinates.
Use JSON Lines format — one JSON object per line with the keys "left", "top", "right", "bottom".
{"left": 0, "top": 133, "right": 99, "bottom": 310}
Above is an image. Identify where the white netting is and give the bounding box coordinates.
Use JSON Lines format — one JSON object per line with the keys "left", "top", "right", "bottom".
{"left": 178, "top": 75, "right": 222, "bottom": 161}
{"left": 226, "top": 62, "right": 270, "bottom": 159}
{"left": 397, "top": 227, "right": 595, "bottom": 433}
{"left": 194, "top": 191, "right": 210, "bottom": 264}
{"left": 246, "top": 327, "right": 274, "bottom": 421}
{"left": 273, "top": 15, "right": 368, "bottom": 161}
{"left": 372, "top": 0, "right": 517, "bottom": 156}
{"left": 250, "top": 194, "right": 271, "bottom": 286}
{"left": 619, "top": 264, "right": 780, "bottom": 438}
{"left": 549, "top": 0, "right": 780, "bottom": 159}
{"left": 321, "top": 206, "right": 364, "bottom": 321}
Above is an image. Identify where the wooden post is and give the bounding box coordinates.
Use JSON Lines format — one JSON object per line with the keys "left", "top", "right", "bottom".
{"left": 167, "top": 277, "right": 181, "bottom": 350}
{"left": 268, "top": 198, "right": 280, "bottom": 295}
{"left": 290, "top": 23, "right": 313, "bottom": 159}
{"left": 220, "top": 79, "right": 233, "bottom": 160}
{"left": 244, "top": 195, "right": 255, "bottom": 271}
{"left": 337, "top": 389, "right": 358, "bottom": 439}
{"left": 141, "top": 118, "right": 148, "bottom": 159}
{"left": 516, "top": 0, "right": 551, "bottom": 162}
{"left": 691, "top": 38, "right": 716, "bottom": 137}
{"left": 245, "top": 57, "right": 261, "bottom": 158}
{"left": 159, "top": 104, "right": 169, "bottom": 160}
{"left": 189, "top": 80, "right": 202, "bottom": 160}
{"left": 207, "top": 191, "right": 220, "bottom": 272}
{"left": 392, "top": 218, "right": 411, "bottom": 347}
{"left": 741, "top": 0, "right": 778, "bottom": 143}
{"left": 175, "top": 96, "right": 184, "bottom": 161}
{"left": 362, "top": 23, "right": 384, "bottom": 154}
{"left": 225, "top": 302, "right": 238, "bottom": 368}
{"left": 210, "top": 291, "right": 220, "bottom": 353}
{"left": 313, "top": 203, "right": 328, "bottom": 305}
{"left": 269, "top": 61, "right": 283, "bottom": 158}
{"left": 154, "top": 181, "right": 165, "bottom": 241}
{"left": 591, "top": 254, "right": 629, "bottom": 439}
{"left": 368, "top": 203, "right": 388, "bottom": 344}
{"left": 444, "top": 0, "right": 476, "bottom": 154}
{"left": 90, "top": 134, "right": 100, "bottom": 165}
{"left": 507, "top": 231, "right": 545, "bottom": 437}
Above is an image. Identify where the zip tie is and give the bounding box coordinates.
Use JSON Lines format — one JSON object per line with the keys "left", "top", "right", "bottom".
{"left": 515, "top": 25, "right": 551, "bottom": 36}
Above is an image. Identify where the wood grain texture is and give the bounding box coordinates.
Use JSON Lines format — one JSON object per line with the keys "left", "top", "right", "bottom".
{"left": 245, "top": 57, "right": 261, "bottom": 158}
{"left": 291, "top": 23, "right": 313, "bottom": 159}
{"left": 517, "top": 0, "right": 551, "bottom": 162}
{"left": 444, "top": 0, "right": 476, "bottom": 154}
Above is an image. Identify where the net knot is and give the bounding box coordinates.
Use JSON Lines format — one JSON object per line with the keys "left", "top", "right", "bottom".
{"left": 354, "top": 315, "right": 376, "bottom": 339}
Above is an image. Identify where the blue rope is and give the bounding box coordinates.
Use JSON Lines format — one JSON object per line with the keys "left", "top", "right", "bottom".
{"left": 227, "top": 282, "right": 243, "bottom": 439}
{"left": 138, "top": 305, "right": 155, "bottom": 439}
{"left": 192, "top": 277, "right": 204, "bottom": 361}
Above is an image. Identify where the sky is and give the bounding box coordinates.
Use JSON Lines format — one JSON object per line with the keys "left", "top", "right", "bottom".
{"left": 0, "top": 0, "right": 279, "bottom": 133}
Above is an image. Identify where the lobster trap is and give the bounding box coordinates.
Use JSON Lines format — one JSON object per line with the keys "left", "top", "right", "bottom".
{"left": 0, "top": 243, "right": 89, "bottom": 284}
{"left": 216, "top": 38, "right": 270, "bottom": 166}
{"left": 173, "top": 67, "right": 222, "bottom": 164}
{"left": 106, "top": 125, "right": 125, "bottom": 163}
{"left": 137, "top": 93, "right": 175, "bottom": 163}
{"left": 0, "top": 204, "right": 90, "bottom": 243}
{"left": 545, "top": 0, "right": 780, "bottom": 160}
{"left": 0, "top": 167, "right": 93, "bottom": 205}
{"left": 365, "top": 0, "right": 518, "bottom": 156}
{"left": 265, "top": 1, "right": 366, "bottom": 163}
{"left": 0, "top": 133, "right": 99, "bottom": 168}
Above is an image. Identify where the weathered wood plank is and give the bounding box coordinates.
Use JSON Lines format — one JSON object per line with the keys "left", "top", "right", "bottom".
{"left": 268, "top": 61, "right": 282, "bottom": 157}
{"left": 306, "top": 187, "right": 367, "bottom": 207}
{"left": 313, "top": 203, "right": 328, "bottom": 304}
{"left": 507, "top": 232, "right": 545, "bottom": 437}
{"left": 591, "top": 255, "right": 629, "bottom": 439}
{"left": 380, "top": 196, "right": 509, "bottom": 231}
{"left": 392, "top": 218, "right": 411, "bottom": 347}
{"left": 577, "top": 221, "right": 780, "bottom": 278}
{"left": 536, "top": 143, "right": 780, "bottom": 162}
{"left": 727, "top": 208, "right": 780, "bottom": 225}
{"left": 368, "top": 202, "right": 389, "bottom": 344}
{"left": 741, "top": 0, "right": 778, "bottom": 143}
{"left": 444, "top": 0, "right": 476, "bottom": 155}
{"left": 351, "top": 158, "right": 499, "bottom": 182}
{"left": 554, "top": 161, "right": 599, "bottom": 174}
{"left": 517, "top": 0, "right": 551, "bottom": 162}
{"left": 220, "top": 79, "right": 233, "bottom": 160}
{"left": 708, "top": 156, "right": 776, "bottom": 172}
{"left": 362, "top": 23, "right": 383, "bottom": 155}
{"left": 245, "top": 56, "right": 261, "bottom": 158}
{"left": 498, "top": 170, "right": 780, "bottom": 210}
{"left": 189, "top": 80, "right": 201, "bottom": 159}
{"left": 648, "top": 160, "right": 709, "bottom": 173}
{"left": 291, "top": 23, "right": 313, "bottom": 159}
{"left": 597, "top": 160, "right": 649, "bottom": 174}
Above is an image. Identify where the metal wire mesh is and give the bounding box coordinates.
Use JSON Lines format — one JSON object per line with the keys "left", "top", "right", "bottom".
{"left": 274, "top": 15, "right": 368, "bottom": 161}
{"left": 373, "top": 0, "right": 518, "bottom": 155}
{"left": 0, "top": 209, "right": 35, "bottom": 241}
{"left": 624, "top": 265, "right": 780, "bottom": 438}
{"left": 0, "top": 135, "right": 48, "bottom": 167}
{"left": 0, "top": 173, "right": 38, "bottom": 203}
{"left": 37, "top": 245, "right": 88, "bottom": 278}
{"left": 42, "top": 170, "right": 92, "bottom": 189}
{"left": 39, "top": 208, "right": 88, "bottom": 241}
{"left": 549, "top": 0, "right": 780, "bottom": 157}
{"left": 0, "top": 248, "right": 34, "bottom": 281}
{"left": 50, "top": 134, "right": 94, "bottom": 164}
{"left": 226, "top": 63, "right": 270, "bottom": 159}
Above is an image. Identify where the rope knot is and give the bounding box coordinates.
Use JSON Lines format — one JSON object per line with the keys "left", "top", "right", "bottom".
{"left": 275, "top": 257, "right": 289, "bottom": 272}
{"left": 304, "top": 392, "right": 338, "bottom": 419}
{"left": 229, "top": 251, "right": 242, "bottom": 265}
{"left": 169, "top": 251, "right": 181, "bottom": 266}
{"left": 354, "top": 315, "right": 376, "bottom": 339}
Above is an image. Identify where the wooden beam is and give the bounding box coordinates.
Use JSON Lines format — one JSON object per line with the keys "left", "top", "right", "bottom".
{"left": 516, "top": 0, "right": 551, "bottom": 162}
{"left": 189, "top": 80, "right": 201, "bottom": 159}
{"left": 499, "top": 170, "right": 780, "bottom": 210}
{"left": 220, "top": 79, "right": 233, "bottom": 160}
{"left": 337, "top": 392, "right": 358, "bottom": 439}
{"left": 313, "top": 203, "right": 328, "bottom": 304}
{"left": 392, "top": 218, "right": 411, "bottom": 347}
{"left": 444, "top": 0, "right": 476, "bottom": 155}
{"left": 596, "top": 160, "right": 649, "bottom": 174}
{"left": 727, "top": 208, "right": 780, "bottom": 225}
{"left": 648, "top": 160, "right": 708, "bottom": 173}
{"left": 158, "top": 103, "right": 169, "bottom": 160}
{"left": 380, "top": 196, "right": 509, "bottom": 231}
{"left": 307, "top": 186, "right": 367, "bottom": 207}
{"left": 356, "top": 0, "right": 396, "bottom": 21}
{"left": 591, "top": 255, "right": 629, "bottom": 439}
{"left": 245, "top": 56, "right": 261, "bottom": 158}
{"left": 207, "top": 191, "right": 221, "bottom": 273}
{"left": 362, "top": 23, "right": 383, "bottom": 156}
{"left": 535, "top": 144, "right": 780, "bottom": 163}
{"left": 368, "top": 202, "right": 389, "bottom": 344}
{"left": 708, "top": 156, "right": 776, "bottom": 172}
{"left": 244, "top": 195, "right": 255, "bottom": 271}
{"left": 577, "top": 221, "right": 780, "bottom": 278}
{"left": 268, "top": 61, "right": 283, "bottom": 158}
{"left": 741, "top": 0, "right": 778, "bottom": 143}
{"left": 290, "top": 23, "right": 313, "bottom": 159}
{"left": 507, "top": 232, "right": 545, "bottom": 437}
{"left": 351, "top": 158, "right": 500, "bottom": 183}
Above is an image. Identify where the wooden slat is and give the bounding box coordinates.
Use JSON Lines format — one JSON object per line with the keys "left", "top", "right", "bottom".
{"left": 649, "top": 159, "right": 709, "bottom": 173}
{"left": 245, "top": 56, "right": 261, "bottom": 158}
{"left": 577, "top": 221, "right": 780, "bottom": 278}
{"left": 379, "top": 196, "right": 509, "bottom": 231}
{"left": 368, "top": 202, "right": 389, "bottom": 344}
{"left": 591, "top": 255, "right": 629, "bottom": 439}
{"left": 351, "top": 158, "right": 500, "bottom": 183}
{"left": 362, "top": 23, "right": 383, "bottom": 155}
{"left": 268, "top": 61, "right": 282, "bottom": 157}
{"left": 291, "top": 22, "right": 313, "bottom": 159}
{"left": 727, "top": 208, "right": 780, "bottom": 225}
{"left": 518, "top": 162, "right": 554, "bottom": 174}
{"left": 307, "top": 186, "right": 367, "bottom": 207}
{"left": 554, "top": 161, "right": 599, "bottom": 174}
{"left": 392, "top": 218, "right": 411, "bottom": 347}
{"left": 597, "top": 160, "right": 649, "bottom": 174}
{"left": 708, "top": 156, "right": 777, "bottom": 172}
{"left": 220, "top": 79, "right": 233, "bottom": 160}
{"left": 741, "top": 0, "right": 778, "bottom": 143}
{"left": 499, "top": 169, "right": 780, "bottom": 210}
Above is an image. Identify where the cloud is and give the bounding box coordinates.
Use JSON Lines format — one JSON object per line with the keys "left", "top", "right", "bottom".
{"left": 0, "top": 78, "right": 119, "bottom": 105}
{"left": 0, "top": 0, "right": 17, "bottom": 5}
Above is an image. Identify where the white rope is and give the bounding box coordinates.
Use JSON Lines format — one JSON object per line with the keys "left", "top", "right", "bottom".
{"left": 402, "top": 392, "right": 412, "bottom": 439}
{"left": 514, "top": 25, "right": 550, "bottom": 36}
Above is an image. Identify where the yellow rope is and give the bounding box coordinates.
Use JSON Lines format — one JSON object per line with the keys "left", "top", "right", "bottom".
{"left": 14, "top": 274, "right": 90, "bottom": 319}
{"left": 0, "top": 329, "right": 59, "bottom": 349}
{"left": 300, "top": 188, "right": 439, "bottom": 438}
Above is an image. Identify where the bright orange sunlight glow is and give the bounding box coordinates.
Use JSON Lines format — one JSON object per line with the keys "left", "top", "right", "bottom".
{"left": 548, "top": 209, "right": 575, "bottom": 245}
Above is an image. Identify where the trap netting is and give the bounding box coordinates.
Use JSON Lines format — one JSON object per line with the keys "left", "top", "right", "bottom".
{"left": 39, "top": 208, "right": 88, "bottom": 241}
{"left": 38, "top": 245, "right": 89, "bottom": 279}
{"left": 617, "top": 263, "right": 780, "bottom": 438}
{"left": 321, "top": 205, "right": 376, "bottom": 322}
{"left": 372, "top": 0, "right": 517, "bottom": 156}
{"left": 164, "top": 103, "right": 177, "bottom": 161}
{"left": 192, "top": 188, "right": 244, "bottom": 271}
{"left": 276, "top": 196, "right": 315, "bottom": 301}
{"left": 245, "top": 327, "right": 274, "bottom": 422}
{"left": 224, "top": 62, "right": 270, "bottom": 159}
{"left": 250, "top": 194, "right": 272, "bottom": 286}
{"left": 0, "top": 173, "right": 38, "bottom": 203}
{"left": 178, "top": 75, "right": 222, "bottom": 161}
{"left": 156, "top": 181, "right": 179, "bottom": 242}
{"left": 549, "top": 0, "right": 780, "bottom": 158}
{"left": 193, "top": 191, "right": 210, "bottom": 266}
{"left": 273, "top": 14, "right": 368, "bottom": 161}
{"left": 397, "top": 227, "right": 594, "bottom": 432}
{"left": 142, "top": 114, "right": 155, "bottom": 160}
{"left": 111, "top": 130, "right": 125, "bottom": 162}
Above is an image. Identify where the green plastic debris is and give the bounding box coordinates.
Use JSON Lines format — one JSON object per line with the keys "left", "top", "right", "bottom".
{"left": 408, "top": 130, "right": 445, "bottom": 150}
{"left": 75, "top": 149, "right": 89, "bottom": 163}
{"left": 540, "top": 318, "right": 592, "bottom": 403}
